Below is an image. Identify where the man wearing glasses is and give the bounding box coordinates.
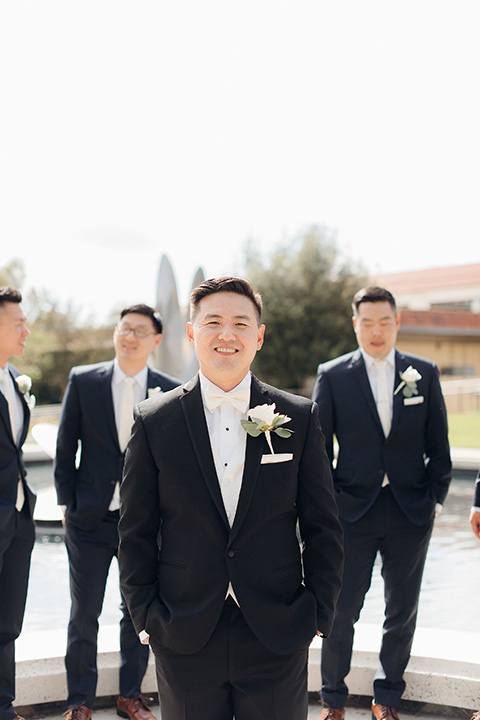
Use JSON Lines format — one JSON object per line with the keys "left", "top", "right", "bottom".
{"left": 55, "top": 304, "right": 180, "bottom": 720}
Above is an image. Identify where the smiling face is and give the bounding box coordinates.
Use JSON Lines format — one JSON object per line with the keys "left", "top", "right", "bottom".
{"left": 113, "top": 312, "right": 163, "bottom": 374}
{"left": 353, "top": 301, "right": 400, "bottom": 360}
{"left": 187, "top": 291, "right": 265, "bottom": 392}
{"left": 0, "top": 302, "right": 30, "bottom": 367}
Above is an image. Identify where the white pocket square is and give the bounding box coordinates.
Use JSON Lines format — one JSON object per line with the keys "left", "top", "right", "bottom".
{"left": 404, "top": 396, "right": 424, "bottom": 405}
{"left": 261, "top": 453, "right": 293, "bottom": 464}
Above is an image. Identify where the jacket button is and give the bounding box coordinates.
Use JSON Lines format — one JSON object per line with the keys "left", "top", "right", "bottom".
{"left": 227, "top": 550, "right": 236, "bottom": 558}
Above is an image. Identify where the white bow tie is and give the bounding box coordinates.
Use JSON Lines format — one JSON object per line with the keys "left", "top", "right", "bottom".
{"left": 204, "top": 385, "right": 250, "bottom": 413}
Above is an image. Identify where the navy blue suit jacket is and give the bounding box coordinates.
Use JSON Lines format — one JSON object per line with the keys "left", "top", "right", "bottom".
{"left": 312, "top": 349, "right": 452, "bottom": 526}
{"left": 54, "top": 360, "right": 180, "bottom": 531}
{"left": 0, "top": 364, "right": 35, "bottom": 536}
{"left": 119, "top": 374, "right": 343, "bottom": 655}
{"left": 473, "top": 471, "right": 480, "bottom": 507}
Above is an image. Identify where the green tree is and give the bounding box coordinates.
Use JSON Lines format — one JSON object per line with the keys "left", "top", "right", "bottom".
{"left": 0, "top": 260, "right": 115, "bottom": 403}
{"left": 0, "top": 258, "right": 25, "bottom": 288}
{"left": 20, "top": 289, "right": 114, "bottom": 403}
{"left": 244, "top": 225, "right": 367, "bottom": 391}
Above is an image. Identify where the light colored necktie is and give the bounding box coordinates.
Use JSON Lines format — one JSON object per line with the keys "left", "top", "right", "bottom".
{"left": 1, "top": 369, "right": 24, "bottom": 510}
{"left": 374, "top": 359, "right": 391, "bottom": 437}
{"left": 204, "top": 385, "right": 250, "bottom": 414}
{"left": 118, "top": 376, "right": 136, "bottom": 452}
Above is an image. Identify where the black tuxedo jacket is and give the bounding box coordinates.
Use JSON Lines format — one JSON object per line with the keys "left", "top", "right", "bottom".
{"left": 119, "top": 374, "right": 343, "bottom": 656}
{"left": 0, "top": 364, "right": 35, "bottom": 535}
{"left": 54, "top": 360, "right": 180, "bottom": 531}
{"left": 312, "top": 348, "right": 452, "bottom": 526}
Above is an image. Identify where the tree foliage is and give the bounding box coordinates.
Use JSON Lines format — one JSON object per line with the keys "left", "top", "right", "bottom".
{"left": 244, "top": 225, "right": 367, "bottom": 391}
{"left": 1, "top": 262, "right": 114, "bottom": 403}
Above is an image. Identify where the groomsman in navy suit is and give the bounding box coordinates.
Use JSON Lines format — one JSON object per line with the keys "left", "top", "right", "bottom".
{"left": 0, "top": 287, "right": 35, "bottom": 720}
{"left": 312, "top": 286, "right": 452, "bottom": 720}
{"left": 55, "top": 304, "right": 180, "bottom": 720}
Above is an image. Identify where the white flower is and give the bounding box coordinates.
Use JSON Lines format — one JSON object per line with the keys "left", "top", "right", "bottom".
{"left": 148, "top": 386, "right": 163, "bottom": 398}
{"left": 15, "top": 375, "right": 36, "bottom": 409}
{"left": 249, "top": 403, "right": 284, "bottom": 426}
{"left": 400, "top": 366, "right": 422, "bottom": 384}
{"left": 16, "top": 374, "right": 32, "bottom": 394}
{"left": 241, "top": 403, "right": 293, "bottom": 455}
{"left": 394, "top": 365, "right": 422, "bottom": 397}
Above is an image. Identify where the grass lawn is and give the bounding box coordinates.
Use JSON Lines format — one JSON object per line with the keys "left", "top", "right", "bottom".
{"left": 448, "top": 412, "right": 480, "bottom": 448}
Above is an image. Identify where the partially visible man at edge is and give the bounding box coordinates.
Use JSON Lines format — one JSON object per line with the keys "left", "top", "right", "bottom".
{"left": 55, "top": 304, "right": 180, "bottom": 720}
{"left": 312, "top": 286, "right": 451, "bottom": 720}
{"left": 0, "top": 288, "right": 35, "bottom": 720}
{"left": 118, "top": 276, "right": 344, "bottom": 720}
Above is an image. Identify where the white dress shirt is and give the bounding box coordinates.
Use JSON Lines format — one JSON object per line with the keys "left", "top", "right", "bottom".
{"left": 360, "top": 347, "right": 396, "bottom": 418}
{"left": 199, "top": 371, "right": 251, "bottom": 606}
{"left": 361, "top": 347, "right": 395, "bottom": 487}
{"left": 112, "top": 360, "right": 148, "bottom": 434}
{"left": 110, "top": 360, "right": 148, "bottom": 510}
{"left": 0, "top": 365, "right": 24, "bottom": 444}
{"left": 199, "top": 371, "right": 250, "bottom": 528}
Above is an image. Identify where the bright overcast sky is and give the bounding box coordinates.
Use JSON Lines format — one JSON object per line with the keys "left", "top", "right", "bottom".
{"left": 1, "top": 1, "right": 479, "bottom": 322}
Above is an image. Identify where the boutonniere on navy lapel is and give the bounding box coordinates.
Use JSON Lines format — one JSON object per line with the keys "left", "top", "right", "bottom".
{"left": 394, "top": 366, "right": 424, "bottom": 405}
{"left": 15, "top": 374, "right": 36, "bottom": 410}
{"left": 147, "top": 386, "right": 163, "bottom": 398}
{"left": 241, "top": 403, "right": 294, "bottom": 464}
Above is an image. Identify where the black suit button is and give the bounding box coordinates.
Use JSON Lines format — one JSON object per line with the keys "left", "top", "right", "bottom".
{"left": 227, "top": 550, "right": 236, "bottom": 558}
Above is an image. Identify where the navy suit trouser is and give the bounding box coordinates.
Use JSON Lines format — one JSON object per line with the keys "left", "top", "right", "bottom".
{"left": 64, "top": 512, "right": 149, "bottom": 709}
{"left": 0, "top": 507, "right": 35, "bottom": 720}
{"left": 321, "top": 485, "right": 434, "bottom": 709}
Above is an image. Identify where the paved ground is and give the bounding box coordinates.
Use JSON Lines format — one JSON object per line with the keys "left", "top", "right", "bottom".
{"left": 22, "top": 698, "right": 475, "bottom": 720}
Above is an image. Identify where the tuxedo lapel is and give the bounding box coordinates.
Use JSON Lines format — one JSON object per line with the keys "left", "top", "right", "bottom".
{"left": 97, "top": 363, "right": 118, "bottom": 448}
{"left": 0, "top": 367, "right": 30, "bottom": 446}
{"left": 391, "top": 351, "right": 410, "bottom": 430}
{"left": 351, "top": 351, "right": 383, "bottom": 432}
{"left": 229, "top": 376, "right": 270, "bottom": 541}
{"left": 180, "top": 377, "right": 229, "bottom": 526}
{"left": 13, "top": 377, "right": 30, "bottom": 448}
{"left": 146, "top": 369, "right": 162, "bottom": 399}
{"left": 0, "top": 389, "right": 12, "bottom": 439}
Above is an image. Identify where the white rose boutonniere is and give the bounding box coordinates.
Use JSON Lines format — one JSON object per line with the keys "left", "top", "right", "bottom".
{"left": 148, "top": 386, "right": 163, "bottom": 398}
{"left": 394, "top": 366, "right": 422, "bottom": 398}
{"left": 241, "top": 403, "right": 293, "bottom": 456}
{"left": 16, "top": 374, "right": 36, "bottom": 409}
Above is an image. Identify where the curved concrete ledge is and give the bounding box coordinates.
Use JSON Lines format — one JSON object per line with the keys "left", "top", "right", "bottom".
{"left": 15, "top": 623, "right": 479, "bottom": 713}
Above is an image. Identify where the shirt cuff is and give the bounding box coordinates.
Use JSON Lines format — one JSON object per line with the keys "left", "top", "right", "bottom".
{"left": 139, "top": 630, "right": 150, "bottom": 645}
{"left": 471, "top": 506, "right": 480, "bottom": 513}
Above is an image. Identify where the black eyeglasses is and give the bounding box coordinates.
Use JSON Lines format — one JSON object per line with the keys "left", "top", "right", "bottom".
{"left": 117, "top": 325, "right": 158, "bottom": 339}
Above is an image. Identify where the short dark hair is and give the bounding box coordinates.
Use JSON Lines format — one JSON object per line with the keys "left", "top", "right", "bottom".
{"left": 190, "top": 276, "right": 263, "bottom": 323}
{"left": 120, "top": 304, "right": 163, "bottom": 334}
{"left": 0, "top": 287, "right": 22, "bottom": 309}
{"left": 352, "top": 286, "right": 396, "bottom": 315}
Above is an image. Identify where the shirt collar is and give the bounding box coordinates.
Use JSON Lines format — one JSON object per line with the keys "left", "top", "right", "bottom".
{"left": 199, "top": 371, "right": 251, "bottom": 404}
{"left": 360, "top": 347, "right": 396, "bottom": 369}
{"left": 113, "top": 359, "right": 148, "bottom": 389}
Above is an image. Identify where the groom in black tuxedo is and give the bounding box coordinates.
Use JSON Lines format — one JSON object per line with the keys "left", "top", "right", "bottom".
{"left": 119, "top": 276, "right": 343, "bottom": 720}
{"left": 0, "top": 287, "right": 35, "bottom": 720}
{"left": 312, "top": 286, "right": 452, "bottom": 720}
{"left": 55, "top": 304, "right": 180, "bottom": 720}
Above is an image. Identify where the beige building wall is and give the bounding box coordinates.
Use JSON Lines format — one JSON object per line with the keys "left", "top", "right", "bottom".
{"left": 396, "top": 333, "right": 480, "bottom": 378}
